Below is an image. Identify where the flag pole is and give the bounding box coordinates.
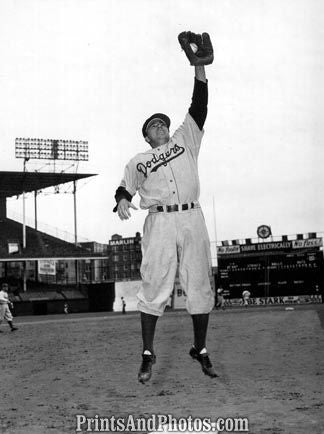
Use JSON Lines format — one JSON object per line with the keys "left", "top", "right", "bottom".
{"left": 212, "top": 196, "right": 218, "bottom": 267}
{"left": 212, "top": 196, "right": 217, "bottom": 243}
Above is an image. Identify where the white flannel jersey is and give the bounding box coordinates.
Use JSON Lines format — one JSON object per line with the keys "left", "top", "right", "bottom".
{"left": 120, "top": 113, "right": 204, "bottom": 209}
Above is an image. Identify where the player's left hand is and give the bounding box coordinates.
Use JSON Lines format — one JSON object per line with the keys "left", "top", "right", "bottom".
{"left": 117, "top": 198, "right": 138, "bottom": 220}
{"left": 178, "top": 31, "right": 214, "bottom": 66}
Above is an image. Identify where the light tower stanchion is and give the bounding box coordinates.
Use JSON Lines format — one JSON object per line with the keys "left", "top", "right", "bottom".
{"left": 34, "top": 190, "right": 39, "bottom": 283}
{"left": 34, "top": 190, "right": 38, "bottom": 230}
{"left": 22, "top": 157, "right": 27, "bottom": 249}
{"left": 22, "top": 192, "right": 27, "bottom": 291}
{"left": 73, "top": 180, "right": 77, "bottom": 245}
{"left": 22, "top": 190, "right": 26, "bottom": 249}
{"left": 73, "top": 180, "right": 79, "bottom": 286}
{"left": 22, "top": 158, "right": 27, "bottom": 292}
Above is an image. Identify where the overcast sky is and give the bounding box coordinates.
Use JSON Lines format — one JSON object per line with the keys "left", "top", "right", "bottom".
{"left": 1, "top": 0, "right": 323, "bottom": 246}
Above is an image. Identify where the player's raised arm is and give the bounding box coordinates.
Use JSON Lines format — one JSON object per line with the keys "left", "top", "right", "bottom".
{"left": 178, "top": 31, "right": 213, "bottom": 130}
{"left": 195, "top": 65, "right": 206, "bottom": 83}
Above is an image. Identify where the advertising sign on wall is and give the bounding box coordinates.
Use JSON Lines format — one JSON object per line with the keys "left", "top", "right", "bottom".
{"left": 38, "top": 260, "right": 56, "bottom": 275}
{"left": 224, "top": 294, "right": 322, "bottom": 306}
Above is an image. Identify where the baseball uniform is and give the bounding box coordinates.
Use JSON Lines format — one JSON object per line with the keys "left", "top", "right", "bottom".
{"left": 242, "top": 290, "right": 251, "bottom": 306}
{"left": 115, "top": 78, "right": 214, "bottom": 316}
{"left": 216, "top": 287, "right": 225, "bottom": 309}
{"left": 0, "top": 290, "right": 14, "bottom": 323}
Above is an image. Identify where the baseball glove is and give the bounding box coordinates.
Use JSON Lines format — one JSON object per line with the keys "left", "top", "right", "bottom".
{"left": 178, "top": 31, "right": 214, "bottom": 66}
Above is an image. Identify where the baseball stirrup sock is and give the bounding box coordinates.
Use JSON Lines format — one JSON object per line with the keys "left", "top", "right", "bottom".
{"left": 141, "top": 312, "right": 158, "bottom": 354}
{"left": 191, "top": 313, "right": 209, "bottom": 353}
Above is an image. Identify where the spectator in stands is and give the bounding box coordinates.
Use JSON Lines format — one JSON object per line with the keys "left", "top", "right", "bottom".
{"left": 0, "top": 283, "right": 18, "bottom": 332}
{"left": 314, "top": 284, "right": 323, "bottom": 303}
{"left": 63, "top": 302, "right": 69, "bottom": 314}
{"left": 82, "top": 274, "right": 88, "bottom": 283}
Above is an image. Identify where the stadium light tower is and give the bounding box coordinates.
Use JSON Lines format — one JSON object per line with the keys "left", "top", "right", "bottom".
{"left": 15, "top": 137, "right": 89, "bottom": 291}
{"left": 15, "top": 138, "right": 89, "bottom": 162}
{"left": 15, "top": 137, "right": 89, "bottom": 246}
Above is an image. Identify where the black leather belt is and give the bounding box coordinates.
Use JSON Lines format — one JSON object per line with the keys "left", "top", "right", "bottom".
{"left": 156, "top": 202, "right": 195, "bottom": 212}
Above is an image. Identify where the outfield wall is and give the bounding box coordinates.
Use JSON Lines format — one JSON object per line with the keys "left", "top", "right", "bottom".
{"left": 222, "top": 294, "right": 322, "bottom": 307}
{"left": 113, "top": 280, "right": 173, "bottom": 312}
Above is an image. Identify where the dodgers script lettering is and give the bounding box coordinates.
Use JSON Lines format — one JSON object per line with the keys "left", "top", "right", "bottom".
{"left": 136, "top": 144, "right": 185, "bottom": 178}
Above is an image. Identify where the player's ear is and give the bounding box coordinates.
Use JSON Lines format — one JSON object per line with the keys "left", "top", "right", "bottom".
{"left": 145, "top": 136, "right": 151, "bottom": 144}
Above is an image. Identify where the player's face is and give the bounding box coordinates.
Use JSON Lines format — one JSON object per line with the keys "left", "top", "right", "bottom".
{"left": 146, "top": 120, "right": 170, "bottom": 148}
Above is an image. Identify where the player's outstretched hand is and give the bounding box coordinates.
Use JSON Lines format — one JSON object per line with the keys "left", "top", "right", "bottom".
{"left": 117, "top": 198, "right": 138, "bottom": 220}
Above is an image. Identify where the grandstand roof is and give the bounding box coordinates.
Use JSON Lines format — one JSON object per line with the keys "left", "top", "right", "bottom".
{"left": 0, "top": 171, "right": 96, "bottom": 198}
{"left": 0, "top": 218, "right": 107, "bottom": 261}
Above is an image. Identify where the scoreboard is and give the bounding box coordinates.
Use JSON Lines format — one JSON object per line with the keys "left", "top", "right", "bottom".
{"left": 217, "top": 237, "right": 324, "bottom": 298}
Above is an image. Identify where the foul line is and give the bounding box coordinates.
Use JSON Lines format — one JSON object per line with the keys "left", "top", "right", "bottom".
{"left": 14, "top": 313, "right": 138, "bottom": 327}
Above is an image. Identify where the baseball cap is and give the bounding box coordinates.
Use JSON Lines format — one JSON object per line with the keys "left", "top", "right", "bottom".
{"left": 142, "top": 113, "right": 170, "bottom": 138}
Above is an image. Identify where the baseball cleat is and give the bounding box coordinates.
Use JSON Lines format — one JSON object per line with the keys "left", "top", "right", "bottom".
{"left": 138, "top": 353, "right": 156, "bottom": 384}
{"left": 11, "top": 327, "right": 18, "bottom": 332}
{"left": 189, "top": 347, "right": 218, "bottom": 378}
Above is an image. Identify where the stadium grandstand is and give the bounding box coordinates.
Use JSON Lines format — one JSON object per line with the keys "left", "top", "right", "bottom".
{"left": 0, "top": 171, "right": 114, "bottom": 315}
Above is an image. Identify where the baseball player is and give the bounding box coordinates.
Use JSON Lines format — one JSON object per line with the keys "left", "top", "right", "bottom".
{"left": 121, "top": 297, "right": 126, "bottom": 314}
{"left": 216, "top": 287, "right": 225, "bottom": 310}
{"left": 242, "top": 289, "right": 251, "bottom": 307}
{"left": 0, "top": 283, "right": 18, "bottom": 332}
{"left": 113, "top": 31, "right": 216, "bottom": 383}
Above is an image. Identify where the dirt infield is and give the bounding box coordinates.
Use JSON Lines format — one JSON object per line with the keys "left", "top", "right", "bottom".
{"left": 0, "top": 305, "right": 323, "bottom": 434}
